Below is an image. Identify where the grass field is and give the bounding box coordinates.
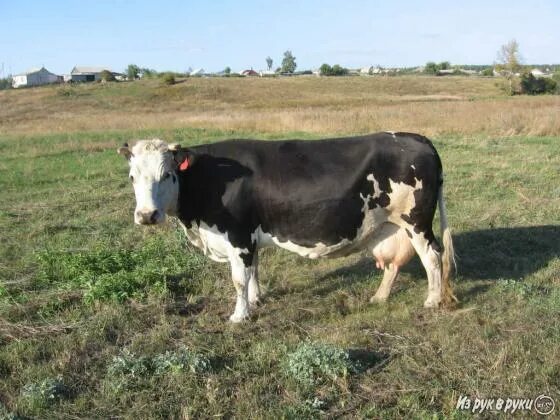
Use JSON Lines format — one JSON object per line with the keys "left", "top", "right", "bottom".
{"left": 1, "top": 76, "right": 559, "bottom": 418}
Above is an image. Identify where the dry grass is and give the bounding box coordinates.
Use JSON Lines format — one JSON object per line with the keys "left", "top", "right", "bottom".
{"left": 1, "top": 76, "right": 559, "bottom": 137}
{"left": 0, "top": 318, "right": 78, "bottom": 343}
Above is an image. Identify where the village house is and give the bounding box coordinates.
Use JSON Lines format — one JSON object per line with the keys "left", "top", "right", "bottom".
{"left": 240, "top": 69, "right": 258, "bottom": 76}
{"left": 69, "top": 66, "right": 122, "bottom": 82}
{"left": 12, "top": 67, "right": 61, "bottom": 88}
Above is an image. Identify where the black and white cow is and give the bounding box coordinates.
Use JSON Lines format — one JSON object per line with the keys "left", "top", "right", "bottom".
{"left": 118, "top": 132, "right": 457, "bottom": 322}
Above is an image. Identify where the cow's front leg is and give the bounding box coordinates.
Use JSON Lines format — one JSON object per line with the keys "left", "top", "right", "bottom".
{"left": 228, "top": 252, "right": 256, "bottom": 323}
{"left": 248, "top": 251, "right": 261, "bottom": 307}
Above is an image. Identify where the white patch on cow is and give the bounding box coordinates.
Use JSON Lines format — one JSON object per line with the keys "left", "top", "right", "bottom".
{"left": 272, "top": 236, "right": 352, "bottom": 259}
{"left": 386, "top": 177, "right": 423, "bottom": 225}
{"left": 249, "top": 226, "right": 350, "bottom": 259}
{"left": 411, "top": 165, "right": 416, "bottom": 170}
{"left": 367, "top": 174, "right": 382, "bottom": 200}
{"left": 177, "top": 219, "right": 249, "bottom": 263}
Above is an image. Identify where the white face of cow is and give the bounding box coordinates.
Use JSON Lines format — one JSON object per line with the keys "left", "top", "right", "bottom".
{"left": 118, "top": 139, "right": 180, "bottom": 225}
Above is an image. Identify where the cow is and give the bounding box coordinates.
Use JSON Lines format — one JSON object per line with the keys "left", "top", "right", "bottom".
{"left": 118, "top": 132, "right": 457, "bottom": 322}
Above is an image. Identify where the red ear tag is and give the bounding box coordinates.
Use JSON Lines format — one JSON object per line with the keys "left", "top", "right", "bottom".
{"left": 179, "top": 159, "right": 189, "bottom": 171}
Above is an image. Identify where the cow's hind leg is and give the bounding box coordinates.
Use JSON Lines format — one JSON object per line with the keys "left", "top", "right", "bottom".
{"left": 228, "top": 252, "right": 256, "bottom": 323}
{"left": 408, "top": 229, "right": 443, "bottom": 308}
{"left": 370, "top": 265, "right": 400, "bottom": 303}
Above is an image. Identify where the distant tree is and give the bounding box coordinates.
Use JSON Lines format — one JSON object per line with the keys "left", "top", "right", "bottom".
{"left": 496, "top": 39, "right": 522, "bottom": 74}
{"left": 141, "top": 68, "right": 158, "bottom": 78}
{"left": 424, "top": 62, "right": 439, "bottom": 74}
{"left": 126, "top": 64, "right": 140, "bottom": 80}
{"left": 481, "top": 67, "right": 494, "bottom": 76}
{"left": 520, "top": 72, "right": 557, "bottom": 94}
{"left": 0, "top": 76, "right": 12, "bottom": 90}
{"left": 281, "top": 50, "right": 297, "bottom": 73}
{"left": 331, "top": 64, "right": 348, "bottom": 76}
{"left": 99, "top": 70, "right": 116, "bottom": 82}
{"left": 439, "top": 61, "right": 451, "bottom": 70}
{"left": 319, "top": 63, "right": 332, "bottom": 76}
{"left": 319, "top": 63, "right": 348, "bottom": 76}
{"left": 224, "top": 66, "right": 231, "bottom": 75}
{"left": 266, "top": 56, "right": 273, "bottom": 71}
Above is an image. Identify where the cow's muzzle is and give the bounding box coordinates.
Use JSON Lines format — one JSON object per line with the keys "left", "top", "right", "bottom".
{"left": 135, "top": 209, "right": 161, "bottom": 225}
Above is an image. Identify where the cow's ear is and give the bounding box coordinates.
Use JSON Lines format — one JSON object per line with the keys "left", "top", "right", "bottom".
{"left": 169, "top": 144, "right": 196, "bottom": 171}
{"left": 117, "top": 143, "right": 132, "bottom": 160}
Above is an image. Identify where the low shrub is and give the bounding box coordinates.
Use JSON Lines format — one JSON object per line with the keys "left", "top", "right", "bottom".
{"left": 21, "top": 376, "right": 68, "bottom": 408}
{"left": 57, "top": 85, "right": 78, "bottom": 97}
{"left": 283, "top": 341, "right": 359, "bottom": 386}
{"left": 106, "top": 347, "right": 210, "bottom": 392}
{"left": 99, "top": 70, "right": 116, "bottom": 82}
{"left": 35, "top": 237, "right": 205, "bottom": 303}
{"left": 161, "top": 72, "right": 176, "bottom": 85}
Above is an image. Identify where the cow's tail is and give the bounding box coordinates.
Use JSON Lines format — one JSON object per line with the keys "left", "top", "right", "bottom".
{"left": 438, "top": 182, "right": 458, "bottom": 306}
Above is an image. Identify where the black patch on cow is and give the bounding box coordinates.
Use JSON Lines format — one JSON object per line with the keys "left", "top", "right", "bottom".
{"left": 430, "top": 238, "right": 442, "bottom": 253}
{"left": 369, "top": 192, "right": 390, "bottom": 209}
{"left": 405, "top": 229, "right": 413, "bottom": 239}
{"left": 239, "top": 250, "right": 253, "bottom": 266}
{"left": 176, "top": 132, "right": 443, "bottom": 260}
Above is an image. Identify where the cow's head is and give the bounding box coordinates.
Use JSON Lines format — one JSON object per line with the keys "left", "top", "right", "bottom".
{"left": 118, "top": 139, "right": 193, "bottom": 225}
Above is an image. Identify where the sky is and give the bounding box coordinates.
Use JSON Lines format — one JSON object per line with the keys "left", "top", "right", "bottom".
{"left": 1, "top": 0, "right": 558, "bottom": 76}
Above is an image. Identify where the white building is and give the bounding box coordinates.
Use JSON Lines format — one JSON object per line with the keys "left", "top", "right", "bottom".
{"left": 530, "top": 68, "right": 546, "bottom": 77}
{"left": 189, "top": 68, "right": 205, "bottom": 76}
{"left": 12, "top": 67, "right": 60, "bottom": 88}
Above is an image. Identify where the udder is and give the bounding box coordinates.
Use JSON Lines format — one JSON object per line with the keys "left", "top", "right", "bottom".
{"left": 371, "top": 223, "right": 415, "bottom": 270}
{"left": 369, "top": 223, "right": 416, "bottom": 302}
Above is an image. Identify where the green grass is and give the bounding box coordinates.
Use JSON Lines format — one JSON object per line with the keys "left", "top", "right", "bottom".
{"left": 0, "top": 126, "right": 559, "bottom": 418}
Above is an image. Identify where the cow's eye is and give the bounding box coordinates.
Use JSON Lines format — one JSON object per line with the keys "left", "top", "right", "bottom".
{"left": 161, "top": 172, "right": 171, "bottom": 182}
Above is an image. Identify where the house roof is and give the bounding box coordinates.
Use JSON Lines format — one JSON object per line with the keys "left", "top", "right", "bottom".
{"left": 14, "top": 66, "right": 57, "bottom": 77}
{"left": 71, "top": 66, "right": 112, "bottom": 74}
{"left": 189, "top": 68, "right": 205, "bottom": 75}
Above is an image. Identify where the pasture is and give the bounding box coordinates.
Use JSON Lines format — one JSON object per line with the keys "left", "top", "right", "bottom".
{"left": 0, "top": 76, "right": 559, "bottom": 418}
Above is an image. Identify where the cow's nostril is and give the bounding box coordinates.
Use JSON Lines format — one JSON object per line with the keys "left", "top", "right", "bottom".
{"left": 135, "top": 210, "right": 159, "bottom": 224}
{"left": 149, "top": 210, "right": 159, "bottom": 224}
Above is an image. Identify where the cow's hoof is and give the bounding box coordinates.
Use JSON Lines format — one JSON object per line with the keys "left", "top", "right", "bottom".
{"left": 229, "top": 312, "right": 249, "bottom": 323}
{"left": 423, "top": 297, "right": 441, "bottom": 308}
{"left": 249, "top": 297, "right": 262, "bottom": 307}
{"left": 369, "top": 295, "right": 388, "bottom": 304}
